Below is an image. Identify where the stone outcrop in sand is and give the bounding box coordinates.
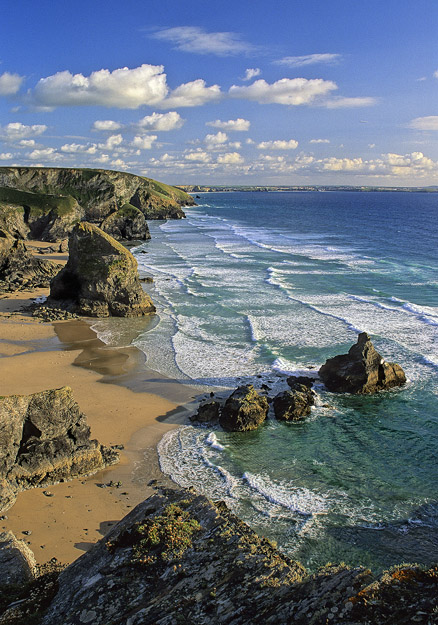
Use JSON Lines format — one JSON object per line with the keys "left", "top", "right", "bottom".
{"left": 37, "top": 486, "right": 438, "bottom": 625}
{"left": 0, "top": 228, "right": 61, "bottom": 293}
{"left": 273, "top": 378, "right": 315, "bottom": 421}
{"left": 0, "top": 167, "right": 195, "bottom": 241}
{"left": 48, "top": 222, "right": 155, "bottom": 317}
{"left": 319, "top": 332, "right": 406, "bottom": 394}
{"left": 219, "top": 384, "right": 269, "bottom": 431}
{"left": 0, "top": 386, "right": 119, "bottom": 513}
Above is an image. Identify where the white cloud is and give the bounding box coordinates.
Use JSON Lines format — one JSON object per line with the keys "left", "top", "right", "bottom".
{"left": 434, "top": 70, "right": 438, "bottom": 79}
{"left": 243, "top": 68, "right": 261, "bottom": 81}
{"left": 229, "top": 78, "right": 337, "bottom": 106}
{"left": 217, "top": 152, "right": 244, "bottom": 164}
{"left": 151, "top": 26, "right": 255, "bottom": 56}
{"left": 92, "top": 120, "right": 123, "bottom": 131}
{"left": 18, "top": 139, "right": 36, "bottom": 147}
{"left": 98, "top": 134, "right": 123, "bottom": 150}
{"left": 409, "top": 116, "right": 438, "bottom": 130}
{"left": 111, "top": 158, "right": 128, "bottom": 169}
{"left": 132, "top": 135, "right": 158, "bottom": 149}
{"left": 184, "top": 150, "right": 212, "bottom": 163}
{"left": 205, "top": 131, "right": 228, "bottom": 148}
{"left": 257, "top": 139, "right": 299, "bottom": 150}
{"left": 0, "top": 153, "right": 13, "bottom": 160}
{"left": 30, "top": 64, "right": 169, "bottom": 109}
{"left": 206, "top": 118, "right": 250, "bottom": 131}
{"left": 28, "top": 147, "right": 61, "bottom": 161}
{"left": 0, "top": 122, "right": 47, "bottom": 141}
{"left": 274, "top": 53, "right": 342, "bottom": 67}
{"left": 94, "top": 154, "right": 110, "bottom": 164}
{"left": 137, "top": 111, "right": 184, "bottom": 131}
{"left": 322, "top": 157, "right": 365, "bottom": 171}
{"left": 60, "top": 142, "right": 97, "bottom": 154}
{"left": 0, "top": 72, "right": 25, "bottom": 96}
{"left": 368, "top": 143, "right": 376, "bottom": 148}
{"left": 309, "top": 138, "right": 330, "bottom": 144}
{"left": 322, "top": 96, "right": 377, "bottom": 108}
{"left": 160, "top": 79, "right": 221, "bottom": 108}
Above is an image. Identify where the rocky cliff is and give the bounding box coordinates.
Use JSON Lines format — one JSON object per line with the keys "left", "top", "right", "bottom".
{"left": 0, "top": 387, "right": 119, "bottom": 514}
{"left": 0, "top": 167, "right": 195, "bottom": 241}
{"left": 48, "top": 222, "right": 155, "bottom": 317}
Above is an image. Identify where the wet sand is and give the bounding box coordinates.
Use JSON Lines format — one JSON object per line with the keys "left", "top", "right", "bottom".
{"left": 0, "top": 249, "right": 196, "bottom": 564}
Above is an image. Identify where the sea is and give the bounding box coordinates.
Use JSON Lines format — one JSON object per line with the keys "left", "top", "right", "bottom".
{"left": 93, "top": 191, "right": 438, "bottom": 573}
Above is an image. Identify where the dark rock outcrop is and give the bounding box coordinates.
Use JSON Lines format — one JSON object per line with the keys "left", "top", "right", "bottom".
{"left": 273, "top": 382, "right": 315, "bottom": 421}
{"left": 219, "top": 384, "right": 269, "bottom": 431}
{"left": 100, "top": 203, "right": 150, "bottom": 241}
{"left": 48, "top": 222, "right": 155, "bottom": 317}
{"left": 38, "top": 486, "right": 438, "bottom": 625}
{"left": 0, "top": 167, "right": 195, "bottom": 241}
{"left": 319, "top": 332, "right": 406, "bottom": 394}
{"left": 0, "top": 531, "right": 37, "bottom": 584}
{"left": 0, "top": 229, "right": 61, "bottom": 293}
{"left": 191, "top": 399, "right": 222, "bottom": 424}
{"left": 0, "top": 387, "right": 119, "bottom": 513}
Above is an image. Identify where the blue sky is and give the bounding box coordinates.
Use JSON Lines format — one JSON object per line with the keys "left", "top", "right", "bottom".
{"left": 0, "top": 0, "right": 437, "bottom": 185}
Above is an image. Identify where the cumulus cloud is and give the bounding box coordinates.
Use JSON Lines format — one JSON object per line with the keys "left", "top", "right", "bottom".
{"left": 132, "top": 135, "right": 158, "bottom": 149}
{"left": 160, "top": 79, "right": 221, "bottom": 108}
{"left": 217, "top": 152, "right": 244, "bottom": 164}
{"left": 92, "top": 120, "right": 123, "bottom": 131}
{"left": 18, "top": 139, "right": 36, "bottom": 147}
{"left": 137, "top": 111, "right": 184, "bottom": 131}
{"left": 274, "top": 53, "right": 342, "bottom": 67}
{"left": 322, "top": 96, "right": 377, "bottom": 108}
{"left": 229, "top": 78, "right": 337, "bottom": 106}
{"left": 0, "top": 72, "right": 25, "bottom": 96}
{"left": 184, "top": 150, "right": 211, "bottom": 163}
{"left": 257, "top": 139, "right": 299, "bottom": 150}
{"left": 30, "top": 64, "right": 169, "bottom": 109}
{"left": 98, "top": 134, "right": 123, "bottom": 150}
{"left": 27, "top": 147, "right": 61, "bottom": 161}
{"left": 111, "top": 158, "right": 128, "bottom": 169}
{"left": 0, "top": 153, "right": 13, "bottom": 160}
{"left": 409, "top": 116, "right": 438, "bottom": 130}
{"left": 309, "top": 138, "right": 330, "bottom": 144}
{"left": 60, "top": 142, "right": 97, "bottom": 154}
{"left": 206, "top": 118, "right": 250, "bottom": 131}
{"left": 434, "top": 70, "right": 438, "bottom": 79}
{"left": 243, "top": 68, "right": 261, "bottom": 81}
{"left": 151, "top": 26, "right": 255, "bottom": 56}
{"left": 205, "top": 131, "right": 228, "bottom": 148}
{"left": 0, "top": 122, "right": 47, "bottom": 141}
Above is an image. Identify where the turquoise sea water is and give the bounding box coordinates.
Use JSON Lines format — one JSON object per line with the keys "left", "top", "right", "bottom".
{"left": 99, "top": 191, "right": 438, "bottom": 572}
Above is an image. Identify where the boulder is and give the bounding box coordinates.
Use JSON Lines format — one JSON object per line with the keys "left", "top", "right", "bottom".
{"left": 0, "top": 531, "right": 37, "bottom": 584}
{"left": 219, "top": 385, "right": 268, "bottom": 432}
{"left": 0, "top": 229, "right": 61, "bottom": 293}
{"left": 48, "top": 222, "right": 155, "bottom": 317}
{"left": 319, "top": 332, "right": 406, "bottom": 394}
{"left": 0, "top": 387, "right": 119, "bottom": 513}
{"left": 100, "top": 204, "right": 151, "bottom": 241}
{"left": 190, "top": 399, "right": 221, "bottom": 423}
{"left": 273, "top": 384, "right": 315, "bottom": 422}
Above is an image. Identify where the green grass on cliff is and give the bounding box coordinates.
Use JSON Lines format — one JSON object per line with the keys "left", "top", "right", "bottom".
{"left": 0, "top": 186, "right": 77, "bottom": 217}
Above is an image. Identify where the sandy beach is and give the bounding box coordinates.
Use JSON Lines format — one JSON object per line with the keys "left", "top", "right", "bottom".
{"left": 0, "top": 242, "right": 195, "bottom": 565}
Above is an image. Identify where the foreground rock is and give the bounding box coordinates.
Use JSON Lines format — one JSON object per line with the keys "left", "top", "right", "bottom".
{"left": 273, "top": 378, "right": 315, "bottom": 421}
{"left": 48, "top": 222, "right": 155, "bottom": 317}
{"left": 319, "top": 332, "right": 406, "bottom": 394}
{"left": 0, "top": 531, "right": 37, "bottom": 584}
{"left": 0, "top": 387, "right": 119, "bottom": 513}
{"left": 0, "top": 167, "right": 195, "bottom": 241}
{"left": 219, "top": 384, "right": 269, "bottom": 431}
{"left": 0, "top": 228, "right": 61, "bottom": 293}
{"left": 37, "top": 486, "right": 438, "bottom": 625}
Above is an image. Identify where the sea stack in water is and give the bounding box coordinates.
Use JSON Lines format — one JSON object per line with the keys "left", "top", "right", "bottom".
{"left": 219, "top": 385, "right": 269, "bottom": 432}
{"left": 48, "top": 222, "right": 155, "bottom": 317}
{"left": 319, "top": 332, "right": 406, "bottom": 394}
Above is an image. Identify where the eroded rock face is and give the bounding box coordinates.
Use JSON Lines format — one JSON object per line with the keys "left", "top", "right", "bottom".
{"left": 273, "top": 382, "right": 315, "bottom": 421}
{"left": 48, "top": 222, "right": 155, "bottom": 317}
{"left": 191, "top": 399, "right": 222, "bottom": 424}
{"left": 319, "top": 332, "right": 406, "bottom": 394}
{"left": 100, "top": 204, "right": 150, "bottom": 241}
{"left": 219, "top": 384, "right": 268, "bottom": 431}
{"left": 0, "top": 387, "right": 119, "bottom": 513}
{"left": 0, "top": 531, "right": 37, "bottom": 584}
{"left": 0, "top": 229, "right": 61, "bottom": 293}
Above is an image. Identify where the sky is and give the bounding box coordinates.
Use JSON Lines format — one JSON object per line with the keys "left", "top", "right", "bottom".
{"left": 0, "top": 0, "right": 437, "bottom": 186}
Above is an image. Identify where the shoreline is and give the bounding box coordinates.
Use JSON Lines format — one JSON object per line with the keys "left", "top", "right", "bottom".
{"left": 0, "top": 265, "right": 197, "bottom": 565}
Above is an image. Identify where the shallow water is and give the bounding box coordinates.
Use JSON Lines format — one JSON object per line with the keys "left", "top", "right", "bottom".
{"left": 95, "top": 191, "right": 438, "bottom": 572}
